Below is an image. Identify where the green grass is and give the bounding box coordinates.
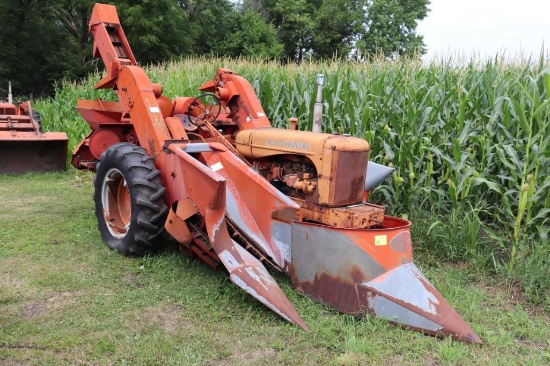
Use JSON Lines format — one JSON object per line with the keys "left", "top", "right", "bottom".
{"left": 1, "top": 171, "right": 549, "bottom": 365}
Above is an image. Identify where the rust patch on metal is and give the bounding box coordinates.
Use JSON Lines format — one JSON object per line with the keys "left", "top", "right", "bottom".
{"left": 364, "top": 264, "right": 483, "bottom": 344}
{"left": 331, "top": 148, "right": 370, "bottom": 205}
{"left": 292, "top": 269, "right": 364, "bottom": 314}
{"left": 350, "top": 266, "right": 365, "bottom": 284}
{"left": 389, "top": 231, "right": 411, "bottom": 253}
{"left": 295, "top": 199, "right": 384, "bottom": 229}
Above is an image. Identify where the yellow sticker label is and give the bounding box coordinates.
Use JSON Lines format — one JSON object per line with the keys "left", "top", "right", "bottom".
{"left": 374, "top": 235, "right": 387, "bottom": 246}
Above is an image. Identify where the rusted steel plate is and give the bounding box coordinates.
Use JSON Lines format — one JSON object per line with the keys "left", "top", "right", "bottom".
{"left": 296, "top": 199, "right": 384, "bottom": 229}
{"left": 203, "top": 165, "right": 307, "bottom": 331}
{"left": 363, "top": 263, "right": 483, "bottom": 344}
{"left": 160, "top": 145, "right": 306, "bottom": 329}
{"left": 204, "top": 146, "right": 299, "bottom": 272}
{"left": 291, "top": 220, "right": 392, "bottom": 314}
{"left": 291, "top": 217, "right": 413, "bottom": 285}
{"left": 0, "top": 132, "right": 68, "bottom": 174}
{"left": 221, "top": 236, "right": 308, "bottom": 331}
{"left": 290, "top": 217, "right": 482, "bottom": 343}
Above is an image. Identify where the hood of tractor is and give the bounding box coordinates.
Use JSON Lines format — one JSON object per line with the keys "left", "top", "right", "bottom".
{"left": 235, "top": 128, "right": 371, "bottom": 206}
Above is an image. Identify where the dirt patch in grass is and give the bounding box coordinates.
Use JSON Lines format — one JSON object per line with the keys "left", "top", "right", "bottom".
{"left": 333, "top": 352, "right": 371, "bottom": 365}
{"left": 159, "top": 304, "right": 184, "bottom": 332}
{"left": 225, "top": 348, "right": 277, "bottom": 365}
{"left": 128, "top": 304, "right": 189, "bottom": 333}
{"left": 22, "top": 300, "right": 49, "bottom": 319}
{"left": 0, "top": 195, "right": 52, "bottom": 219}
{"left": 21, "top": 292, "right": 82, "bottom": 320}
{"left": 476, "top": 280, "right": 548, "bottom": 318}
{"left": 0, "top": 272, "right": 25, "bottom": 291}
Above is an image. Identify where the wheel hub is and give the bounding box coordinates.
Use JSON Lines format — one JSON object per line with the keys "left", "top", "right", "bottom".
{"left": 102, "top": 168, "right": 131, "bottom": 239}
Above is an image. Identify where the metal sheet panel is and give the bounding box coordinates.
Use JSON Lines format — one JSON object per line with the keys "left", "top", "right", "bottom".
{"left": 363, "top": 263, "right": 483, "bottom": 344}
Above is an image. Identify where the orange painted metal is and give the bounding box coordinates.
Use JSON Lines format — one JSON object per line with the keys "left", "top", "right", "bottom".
{"left": 164, "top": 116, "right": 189, "bottom": 140}
{"left": 0, "top": 101, "right": 68, "bottom": 174}
{"left": 72, "top": 3, "right": 483, "bottom": 343}
{"left": 199, "top": 68, "right": 272, "bottom": 130}
{"left": 165, "top": 198, "right": 196, "bottom": 246}
{"left": 88, "top": 3, "right": 137, "bottom": 91}
{"left": 235, "top": 128, "right": 371, "bottom": 206}
{"left": 101, "top": 170, "right": 132, "bottom": 237}
{"left": 157, "top": 143, "right": 307, "bottom": 328}
{"left": 89, "top": 129, "right": 122, "bottom": 158}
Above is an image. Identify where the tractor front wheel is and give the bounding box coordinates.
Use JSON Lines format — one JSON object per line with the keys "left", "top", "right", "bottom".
{"left": 94, "top": 143, "right": 167, "bottom": 256}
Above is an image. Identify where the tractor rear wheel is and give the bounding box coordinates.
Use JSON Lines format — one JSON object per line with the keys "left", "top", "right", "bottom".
{"left": 94, "top": 142, "right": 167, "bottom": 256}
{"left": 32, "top": 110, "right": 42, "bottom": 132}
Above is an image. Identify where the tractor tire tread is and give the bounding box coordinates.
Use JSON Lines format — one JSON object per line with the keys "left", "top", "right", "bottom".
{"left": 136, "top": 198, "right": 161, "bottom": 210}
{"left": 94, "top": 142, "right": 167, "bottom": 256}
{"left": 137, "top": 217, "right": 159, "bottom": 231}
{"left": 132, "top": 178, "right": 158, "bottom": 189}
{"left": 146, "top": 170, "right": 162, "bottom": 180}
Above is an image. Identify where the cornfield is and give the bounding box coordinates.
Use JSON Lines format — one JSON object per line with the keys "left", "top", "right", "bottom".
{"left": 34, "top": 55, "right": 549, "bottom": 303}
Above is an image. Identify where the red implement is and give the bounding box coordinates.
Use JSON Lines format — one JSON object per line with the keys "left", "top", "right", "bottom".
{"left": 0, "top": 100, "right": 68, "bottom": 174}
{"left": 71, "top": 3, "right": 482, "bottom": 344}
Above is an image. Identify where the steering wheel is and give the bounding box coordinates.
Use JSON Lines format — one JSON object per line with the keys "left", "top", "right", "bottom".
{"left": 186, "top": 93, "right": 222, "bottom": 126}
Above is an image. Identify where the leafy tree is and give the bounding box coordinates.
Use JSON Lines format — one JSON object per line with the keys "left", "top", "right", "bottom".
{"left": 221, "top": 10, "right": 284, "bottom": 59}
{"left": 51, "top": 0, "right": 95, "bottom": 57}
{"left": 115, "top": 0, "right": 192, "bottom": 64}
{"left": 176, "top": 0, "right": 283, "bottom": 58}
{"left": 0, "top": 0, "right": 431, "bottom": 96}
{"left": 245, "top": 0, "right": 317, "bottom": 60}
{"left": 0, "top": 0, "right": 94, "bottom": 96}
{"left": 359, "top": 0, "right": 430, "bottom": 57}
{"left": 243, "top": 0, "right": 429, "bottom": 61}
{"left": 176, "top": 0, "right": 240, "bottom": 56}
{"left": 311, "top": 0, "right": 367, "bottom": 59}
{"left": 0, "top": 0, "right": 194, "bottom": 95}
{"left": 48, "top": 0, "right": 97, "bottom": 80}
{"left": 0, "top": 0, "right": 34, "bottom": 94}
{"left": 272, "top": 0, "right": 316, "bottom": 61}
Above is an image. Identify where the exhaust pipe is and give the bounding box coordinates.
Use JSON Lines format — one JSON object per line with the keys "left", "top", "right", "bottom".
{"left": 312, "top": 74, "right": 324, "bottom": 133}
{"left": 8, "top": 81, "right": 13, "bottom": 104}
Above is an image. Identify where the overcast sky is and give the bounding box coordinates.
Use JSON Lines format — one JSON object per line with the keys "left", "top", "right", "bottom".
{"left": 417, "top": 0, "right": 550, "bottom": 60}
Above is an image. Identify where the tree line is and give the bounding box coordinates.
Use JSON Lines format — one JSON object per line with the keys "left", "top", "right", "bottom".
{"left": 0, "top": 0, "right": 429, "bottom": 96}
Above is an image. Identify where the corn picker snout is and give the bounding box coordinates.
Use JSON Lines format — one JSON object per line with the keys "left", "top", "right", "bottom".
{"left": 72, "top": 3, "right": 482, "bottom": 344}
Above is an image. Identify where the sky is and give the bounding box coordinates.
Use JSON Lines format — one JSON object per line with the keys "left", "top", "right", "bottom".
{"left": 417, "top": 0, "right": 550, "bottom": 60}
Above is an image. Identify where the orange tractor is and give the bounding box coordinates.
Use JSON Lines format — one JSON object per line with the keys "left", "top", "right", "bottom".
{"left": 0, "top": 83, "right": 68, "bottom": 174}
{"left": 72, "top": 3, "right": 482, "bottom": 343}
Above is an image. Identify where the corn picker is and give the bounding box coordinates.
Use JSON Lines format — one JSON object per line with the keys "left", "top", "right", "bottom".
{"left": 72, "top": 3, "right": 482, "bottom": 344}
